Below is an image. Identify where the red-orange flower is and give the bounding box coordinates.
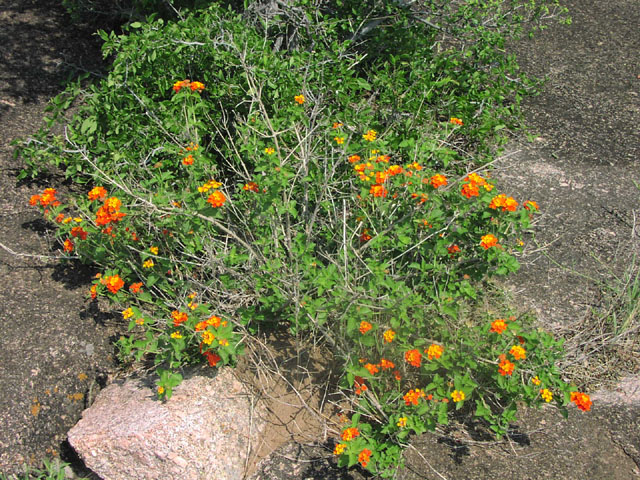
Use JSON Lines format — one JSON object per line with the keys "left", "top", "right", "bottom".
{"left": 96, "top": 197, "right": 126, "bottom": 226}
{"left": 498, "top": 354, "right": 515, "bottom": 376}
{"left": 171, "top": 310, "right": 188, "bottom": 327}
{"left": 90, "top": 284, "right": 98, "bottom": 300}
{"left": 489, "top": 194, "right": 518, "bottom": 212}
{"left": 354, "top": 376, "right": 367, "bottom": 395}
{"left": 509, "top": 345, "right": 526, "bottom": 361}
{"left": 386, "top": 165, "right": 403, "bottom": 176}
{"left": 364, "top": 363, "right": 379, "bottom": 375}
{"left": 461, "top": 182, "right": 480, "bottom": 199}
{"left": 182, "top": 154, "right": 194, "bottom": 166}
{"left": 403, "top": 388, "right": 425, "bottom": 406}
{"left": 450, "top": 117, "right": 464, "bottom": 126}
{"left": 369, "top": 184, "right": 388, "bottom": 198}
{"left": 359, "top": 229, "right": 372, "bottom": 242}
{"left": 570, "top": 392, "right": 592, "bottom": 412}
{"left": 348, "top": 154, "right": 361, "bottom": 163}
{"left": 88, "top": 186, "right": 107, "bottom": 201}
{"left": 430, "top": 174, "right": 448, "bottom": 188}
{"left": 359, "top": 321, "right": 372, "bottom": 334}
{"left": 63, "top": 239, "right": 74, "bottom": 253}
{"left": 341, "top": 427, "right": 360, "bottom": 441}
{"left": 358, "top": 449, "right": 372, "bottom": 468}
{"left": 480, "top": 234, "right": 498, "bottom": 249}
{"left": 405, "top": 349, "right": 422, "bottom": 368}
{"left": 447, "top": 244, "right": 460, "bottom": 256}
{"left": 70, "top": 226, "right": 88, "bottom": 240}
{"left": 380, "top": 358, "right": 395, "bottom": 370}
{"left": 129, "top": 282, "right": 143, "bottom": 294}
{"left": 203, "top": 350, "right": 221, "bottom": 367}
{"left": 172, "top": 79, "right": 191, "bottom": 93}
{"left": 40, "top": 188, "right": 58, "bottom": 207}
{"left": 426, "top": 344, "right": 443, "bottom": 360}
{"left": 189, "top": 81, "right": 205, "bottom": 92}
{"left": 375, "top": 171, "right": 389, "bottom": 184}
{"left": 383, "top": 329, "right": 395, "bottom": 343}
{"left": 243, "top": 182, "right": 259, "bottom": 193}
{"left": 490, "top": 319, "right": 508, "bottom": 334}
{"left": 207, "top": 191, "right": 226, "bottom": 208}
{"left": 104, "top": 275, "right": 124, "bottom": 294}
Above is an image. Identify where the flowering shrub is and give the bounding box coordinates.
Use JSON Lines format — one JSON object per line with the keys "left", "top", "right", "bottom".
{"left": 19, "top": 1, "right": 579, "bottom": 477}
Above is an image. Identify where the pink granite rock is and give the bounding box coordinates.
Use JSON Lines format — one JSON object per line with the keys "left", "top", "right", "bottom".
{"left": 68, "top": 367, "right": 263, "bottom": 480}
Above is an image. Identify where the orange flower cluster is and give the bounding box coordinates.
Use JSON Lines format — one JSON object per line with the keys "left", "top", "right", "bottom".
{"left": 461, "top": 173, "right": 493, "bottom": 199}
{"left": 63, "top": 239, "right": 74, "bottom": 253}
{"left": 196, "top": 315, "right": 222, "bottom": 331}
{"left": 348, "top": 154, "right": 361, "bottom": 163}
{"left": 370, "top": 184, "right": 388, "bottom": 198}
{"left": 354, "top": 376, "right": 367, "bottom": 395}
{"left": 359, "top": 321, "right": 372, "bottom": 334}
{"left": 405, "top": 349, "right": 422, "bottom": 368}
{"left": 450, "top": 117, "right": 464, "bottom": 126}
{"left": 403, "top": 388, "right": 426, "bottom": 406}
{"left": 490, "top": 319, "right": 508, "bottom": 334}
{"left": 498, "top": 354, "right": 515, "bottom": 376}
{"left": 358, "top": 449, "right": 372, "bottom": 468}
{"left": 354, "top": 162, "right": 374, "bottom": 181}
{"left": 489, "top": 194, "right": 518, "bottom": 212}
{"left": 383, "top": 329, "right": 396, "bottom": 343}
{"left": 198, "top": 179, "right": 222, "bottom": 193}
{"left": 243, "top": 182, "right": 260, "bottom": 193}
{"left": 171, "top": 310, "right": 188, "bottom": 327}
{"left": 379, "top": 358, "right": 395, "bottom": 370}
{"left": 70, "top": 226, "right": 88, "bottom": 240}
{"left": 364, "top": 363, "right": 379, "bottom": 375}
{"left": 480, "top": 233, "right": 498, "bottom": 249}
{"left": 570, "top": 392, "right": 592, "bottom": 412}
{"left": 447, "top": 244, "right": 461, "bottom": 256}
{"left": 182, "top": 154, "right": 194, "bottom": 166}
{"left": 129, "top": 282, "right": 143, "bottom": 294}
{"left": 29, "top": 188, "right": 60, "bottom": 208}
{"left": 341, "top": 427, "right": 360, "bottom": 441}
{"left": 294, "top": 94, "right": 305, "bottom": 104}
{"left": 96, "top": 197, "right": 126, "bottom": 226}
{"left": 103, "top": 274, "right": 124, "bottom": 294}
{"left": 430, "top": 174, "right": 448, "bottom": 188}
{"left": 88, "top": 186, "right": 107, "bottom": 202}
{"left": 207, "top": 191, "right": 226, "bottom": 208}
{"left": 405, "top": 161, "right": 423, "bottom": 172}
{"left": 203, "top": 350, "right": 221, "bottom": 367}
{"left": 359, "top": 229, "right": 372, "bottom": 242}
{"left": 172, "top": 79, "right": 205, "bottom": 93}
{"left": 509, "top": 345, "right": 526, "bottom": 360}
{"left": 426, "top": 344, "right": 444, "bottom": 360}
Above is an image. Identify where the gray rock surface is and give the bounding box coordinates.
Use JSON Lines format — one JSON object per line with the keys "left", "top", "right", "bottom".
{"left": 68, "top": 368, "right": 264, "bottom": 480}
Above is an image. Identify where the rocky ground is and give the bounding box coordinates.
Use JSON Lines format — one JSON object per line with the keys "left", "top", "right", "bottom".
{"left": 0, "top": 0, "right": 638, "bottom": 478}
